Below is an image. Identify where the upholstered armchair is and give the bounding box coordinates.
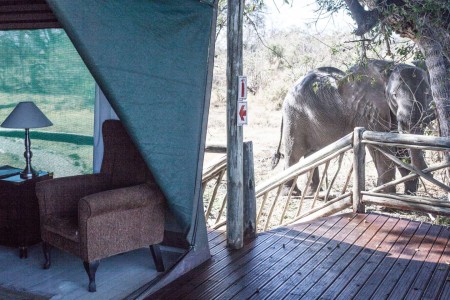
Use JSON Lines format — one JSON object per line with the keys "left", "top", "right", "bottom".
{"left": 35, "top": 120, "right": 166, "bottom": 292}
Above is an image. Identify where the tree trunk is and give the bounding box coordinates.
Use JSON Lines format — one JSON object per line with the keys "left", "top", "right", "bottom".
{"left": 416, "top": 27, "right": 450, "bottom": 185}
{"left": 416, "top": 28, "right": 450, "bottom": 138}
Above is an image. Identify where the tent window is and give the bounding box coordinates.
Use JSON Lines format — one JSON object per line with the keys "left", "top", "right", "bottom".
{"left": 0, "top": 29, "right": 95, "bottom": 177}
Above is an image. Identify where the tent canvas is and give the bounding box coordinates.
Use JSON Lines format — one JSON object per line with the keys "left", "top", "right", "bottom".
{"left": 46, "top": 0, "right": 216, "bottom": 242}
{"left": 44, "top": 0, "right": 217, "bottom": 294}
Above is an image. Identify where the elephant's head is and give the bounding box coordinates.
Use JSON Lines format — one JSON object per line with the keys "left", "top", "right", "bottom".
{"left": 386, "top": 64, "right": 434, "bottom": 135}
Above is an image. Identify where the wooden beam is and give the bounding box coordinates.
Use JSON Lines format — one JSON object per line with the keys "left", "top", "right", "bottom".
{"left": 0, "top": 0, "right": 61, "bottom": 30}
{"left": 353, "top": 127, "right": 365, "bottom": 213}
{"left": 362, "top": 130, "right": 450, "bottom": 150}
{"left": 243, "top": 141, "right": 256, "bottom": 240}
{"left": 226, "top": 0, "right": 244, "bottom": 249}
{"left": 362, "top": 193, "right": 450, "bottom": 216}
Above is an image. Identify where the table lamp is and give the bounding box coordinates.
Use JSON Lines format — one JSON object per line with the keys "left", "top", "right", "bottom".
{"left": 1, "top": 101, "right": 53, "bottom": 179}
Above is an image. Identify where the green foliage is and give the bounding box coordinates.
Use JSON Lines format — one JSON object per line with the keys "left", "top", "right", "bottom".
{"left": 315, "top": 0, "right": 345, "bottom": 13}
{"left": 0, "top": 30, "right": 94, "bottom": 104}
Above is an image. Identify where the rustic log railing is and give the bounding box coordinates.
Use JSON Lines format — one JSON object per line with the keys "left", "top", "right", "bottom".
{"left": 254, "top": 133, "right": 355, "bottom": 231}
{"left": 354, "top": 128, "right": 450, "bottom": 216}
{"left": 202, "top": 146, "right": 227, "bottom": 229}
{"left": 202, "top": 128, "right": 450, "bottom": 234}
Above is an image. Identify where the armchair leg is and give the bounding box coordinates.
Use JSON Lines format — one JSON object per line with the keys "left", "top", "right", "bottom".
{"left": 150, "top": 245, "right": 164, "bottom": 272}
{"left": 83, "top": 261, "right": 100, "bottom": 292}
{"left": 42, "top": 242, "right": 52, "bottom": 269}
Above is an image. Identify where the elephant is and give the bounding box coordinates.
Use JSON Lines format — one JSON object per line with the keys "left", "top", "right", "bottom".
{"left": 272, "top": 60, "right": 434, "bottom": 196}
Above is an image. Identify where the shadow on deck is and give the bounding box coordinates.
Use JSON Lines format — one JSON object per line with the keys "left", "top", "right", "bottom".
{"left": 151, "top": 213, "right": 450, "bottom": 299}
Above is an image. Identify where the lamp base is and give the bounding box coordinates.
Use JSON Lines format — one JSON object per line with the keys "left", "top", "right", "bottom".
{"left": 20, "top": 168, "right": 37, "bottom": 180}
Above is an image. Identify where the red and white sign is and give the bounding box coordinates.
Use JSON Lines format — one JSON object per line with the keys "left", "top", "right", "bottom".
{"left": 237, "top": 101, "right": 247, "bottom": 126}
{"left": 238, "top": 76, "right": 247, "bottom": 101}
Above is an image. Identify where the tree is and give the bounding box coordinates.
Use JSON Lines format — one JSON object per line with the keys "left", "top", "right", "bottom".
{"left": 317, "top": 0, "right": 450, "bottom": 140}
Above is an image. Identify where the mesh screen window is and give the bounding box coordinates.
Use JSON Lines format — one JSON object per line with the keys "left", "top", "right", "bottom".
{"left": 0, "top": 29, "right": 95, "bottom": 177}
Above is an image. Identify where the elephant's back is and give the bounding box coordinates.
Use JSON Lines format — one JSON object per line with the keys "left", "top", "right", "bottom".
{"left": 285, "top": 68, "right": 352, "bottom": 132}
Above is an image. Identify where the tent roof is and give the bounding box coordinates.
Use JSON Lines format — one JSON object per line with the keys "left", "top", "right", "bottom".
{"left": 0, "top": 0, "right": 60, "bottom": 30}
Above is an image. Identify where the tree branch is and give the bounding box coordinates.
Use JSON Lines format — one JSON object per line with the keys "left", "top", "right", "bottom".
{"left": 343, "top": 0, "right": 380, "bottom": 35}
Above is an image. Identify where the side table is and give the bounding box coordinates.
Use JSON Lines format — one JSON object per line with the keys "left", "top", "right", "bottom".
{"left": 0, "top": 169, "right": 52, "bottom": 258}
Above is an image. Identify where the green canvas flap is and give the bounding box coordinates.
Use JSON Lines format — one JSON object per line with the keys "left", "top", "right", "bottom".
{"left": 46, "top": 0, "right": 215, "bottom": 235}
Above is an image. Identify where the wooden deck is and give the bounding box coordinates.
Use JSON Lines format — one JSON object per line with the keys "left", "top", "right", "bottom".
{"left": 150, "top": 213, "right": 450, "bottom": 299}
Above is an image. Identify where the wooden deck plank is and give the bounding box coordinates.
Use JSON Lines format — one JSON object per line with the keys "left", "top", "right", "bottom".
{"left": 440, "top": 279, "right": 450, "bottom": 300}
{"left": 351, "top": 219, "right": 421, "bottom": 298}
{"left": 151, "top": 228, "right": 284, "bottom": 299}
{"left": 285, "top": 214, "right": 385, "bottom": 299}
{"left": 218, "top": 215, "right": 358, "bottom": 299}
{"left": 152, "top": 222, "right": 309, "bottom": 299}
{"left": 181, "top": 217, "right": 336, "bottom": 299}
{"left": 318, "top": 215, "right": 400, "bottom": 299}
{"left": 250, "top": 214, "right": 369, "bottom": 300}
{"left": 421, "top": 227, "right": 450, "bottom": 300}
{"left": 387, "top": 224, "right": 442, "bottom": 299}
{"left": 149, "top": 213, "right": 450, "bottom": 300}
{"left": 369, "top": 222, "right": 432, "bottom": 299}
{"left": 404, "top": 226, "right": 450, "bottom": 300}
{"left": 335, "top": 218, "right": 410, "bottom": 300}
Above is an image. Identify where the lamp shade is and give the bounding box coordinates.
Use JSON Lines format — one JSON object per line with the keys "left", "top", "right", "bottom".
{"left": 1, "top": 101, "right": 53, "bottom": 129}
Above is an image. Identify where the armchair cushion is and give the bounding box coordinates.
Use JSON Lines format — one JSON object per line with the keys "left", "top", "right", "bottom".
{"left": 44, "top": 213, "right": 79, "bottom": 243}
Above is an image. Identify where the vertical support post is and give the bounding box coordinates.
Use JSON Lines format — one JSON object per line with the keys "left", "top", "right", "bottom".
{"left": 243, "top": 141, "right": 256, "bottom": 240}
{"left": 226, "top": 0, "right": 244, "bottom": 249}
{"left": 353, "top": 127, "right": 366, "bottom": 213}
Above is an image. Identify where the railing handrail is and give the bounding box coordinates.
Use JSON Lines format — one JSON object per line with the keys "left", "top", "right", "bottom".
{"left": 355, "top": 128, "right": 450, "bottom": 216}
{"left": 362, "top": 131, "right": 450, "bottom": 150}
{"left": 255, "top": 133, "right": 353, "bottom": 197}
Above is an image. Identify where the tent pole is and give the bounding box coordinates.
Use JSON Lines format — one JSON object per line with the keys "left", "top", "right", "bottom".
{"left": 226, "top": 0, "right": 244, "bottom": 249}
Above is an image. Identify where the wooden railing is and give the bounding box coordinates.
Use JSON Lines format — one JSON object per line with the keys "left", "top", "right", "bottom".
{"left": 354, "top": 128, "right": 450, "bottom": 216}
{"left": 255, "top": 133, "right": 354, "bottom": 231}
{"left": 202, "top": 146, "right": 227, "bottom": 229}
{"left": 202, "top": 128, "right": 450, "bottom": 233}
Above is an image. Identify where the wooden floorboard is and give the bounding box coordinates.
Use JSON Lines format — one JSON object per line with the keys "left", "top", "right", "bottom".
{"left": 151, "top": 219, "right": 315, "bottom": 299}
{"left": 404, "top": 225, "right": 450, "bottom": 300}
{"left": 150, "top": 213, "right": 450, "bottom": 300}
{"left": 318, "top": 215, "right": 399, "bottom": 299}
{"left": 175, "top": 221, "right": 319, "bottom": 299}
{"left": 252, "top": 214, "right": 367, "bottom": 300}
{"left": 335, "top": 218, "right": 409, "bottom": 300}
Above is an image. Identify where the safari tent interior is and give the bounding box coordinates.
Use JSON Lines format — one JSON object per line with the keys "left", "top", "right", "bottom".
{"left": 0, "top": 0, "right": 217, "bottom": 299}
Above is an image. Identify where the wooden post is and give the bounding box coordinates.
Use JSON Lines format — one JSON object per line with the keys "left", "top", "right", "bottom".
{"left": 353, "top": 127, "right": 366, "bottom": 213}
{"left": 226, "top": 0, "right": 244, "bottom": 249}
{"left": 243, "top": 141, "right": 256, "bottom": 240}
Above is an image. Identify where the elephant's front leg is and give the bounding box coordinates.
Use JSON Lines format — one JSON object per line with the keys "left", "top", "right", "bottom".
{"left": 403, "top": 148, "right": 429, "bottom": 194}
{"left": 369, "top": 147, "right": 396, "bottom": 193}
{"left": 282, "top": 116, "right": 306, "bottom": 196}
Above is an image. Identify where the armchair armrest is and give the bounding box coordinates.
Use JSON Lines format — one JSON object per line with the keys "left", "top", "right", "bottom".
{"left": 79, "top": 183, "right": 164, "bottom": 218}
{"left": 36, "top": 173, "right": 111, "bottom": 216}
{"left": 78, "top": 183, "right": 165, "bottom": 261}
